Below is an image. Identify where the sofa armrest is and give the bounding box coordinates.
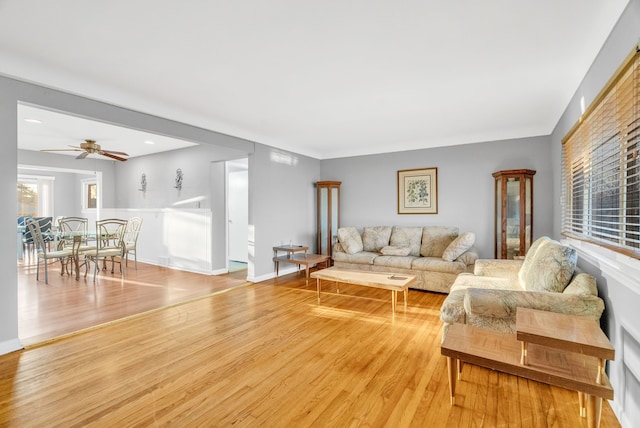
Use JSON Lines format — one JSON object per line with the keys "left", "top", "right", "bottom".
{"left": 456, "top": 247, "right": 479, "bottom": 267}
{"left": 473, "top": 259, "right": 523, "bottom": 278}
{"left": 463, "top": 288, "right": 605, "bottom": 320}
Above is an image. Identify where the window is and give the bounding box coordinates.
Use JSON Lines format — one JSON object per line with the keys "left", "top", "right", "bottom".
{"left": 562, "top": 45, "right": 640, "bottom": 257}
{"left": 82, "top": 178, "right": 98, "bottom": 210}
{"left": 17, "top": 175, "right": 54, "bottom": 216}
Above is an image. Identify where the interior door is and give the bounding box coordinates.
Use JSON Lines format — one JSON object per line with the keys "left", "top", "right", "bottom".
{"left": 228, "top": 167, "right": 248, "bottom": 263}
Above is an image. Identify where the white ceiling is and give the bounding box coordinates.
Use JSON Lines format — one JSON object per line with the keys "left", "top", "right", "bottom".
{"left": 0, "top": 1, "right": 630, "bottom": 160}
{"left": 18, "top": 104, "right": 198, "bottom": 160}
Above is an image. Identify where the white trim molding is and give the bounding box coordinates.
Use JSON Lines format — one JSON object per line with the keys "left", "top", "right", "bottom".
{"left": 564, "top": 237, "right": 640, "bottom": 295}
{"left": 0, "top": 338, "right": 23, "bottom": 356}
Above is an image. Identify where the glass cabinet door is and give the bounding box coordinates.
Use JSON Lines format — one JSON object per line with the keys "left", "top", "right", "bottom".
{"left": 493, "top": 170, "right": 535, "bottom": 259}
{"left": 316, "top": 181, "right": 341, "bottom": 260}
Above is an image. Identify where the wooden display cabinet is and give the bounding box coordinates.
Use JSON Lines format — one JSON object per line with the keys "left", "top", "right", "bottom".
{"left": 493, "top": 169, "right": 535, "bottom": 259}
{"left": 316, "top": 181, "right": 341, "bottom": 261}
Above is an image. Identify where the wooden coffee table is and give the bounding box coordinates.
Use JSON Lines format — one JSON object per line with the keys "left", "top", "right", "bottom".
{"left": 310, "top": 267, "right": 415, "bottom": 314}
{"left": 441, "top": 308, "right": 615, "bottom": 428}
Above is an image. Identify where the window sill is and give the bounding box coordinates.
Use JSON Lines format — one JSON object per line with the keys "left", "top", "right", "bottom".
{"left": 564, "top": 237, "right": 640, "bottom": 295}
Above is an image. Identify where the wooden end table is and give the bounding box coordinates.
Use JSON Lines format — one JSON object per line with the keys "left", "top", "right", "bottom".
{"left": 441, "top": 309, "right": 615, "bottom": 428}
{"left": 516, "top": 308, "right": 615, "bottom": 419}
{"left": 273, "top": 250, "right": 329, "bottom": 284}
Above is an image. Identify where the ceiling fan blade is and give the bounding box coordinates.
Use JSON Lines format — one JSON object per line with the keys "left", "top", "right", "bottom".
{"left": 40, "top": 148, "right": 82, "bottom": 152}
{"left": 101, "top": 149, "right": 129, "bottom": 156}
{"left": 100, "top": 152, "right": 128, "bottom": 162}
{"left": 76, "top": 152, "right": 89, "bottom": 159}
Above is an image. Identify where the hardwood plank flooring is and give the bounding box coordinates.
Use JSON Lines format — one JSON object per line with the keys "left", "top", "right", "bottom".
{"left": 17, "top": 258, "right": 248, "bottom": 346}
{"left": 1, "top": 270, "right": 621, "bottom": 427}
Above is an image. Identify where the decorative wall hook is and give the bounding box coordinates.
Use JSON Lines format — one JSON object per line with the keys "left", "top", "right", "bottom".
{"left": 174, "top": 168, "right": 183, "bottom": 190}
{"left": 138, "top": 173, "right": 147, "bottom": 192}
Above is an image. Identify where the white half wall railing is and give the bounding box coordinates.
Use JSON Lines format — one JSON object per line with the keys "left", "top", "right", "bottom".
{"left": 100, "top": 208, "right": 217, "bottom": 275}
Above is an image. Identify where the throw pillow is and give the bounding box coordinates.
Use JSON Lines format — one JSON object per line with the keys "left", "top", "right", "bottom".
{"left": 420, "top": 226, "right": 459, "bottom": 257}
{"left": 523, "top": 240, "right": 577, "bottom": 293}
{"left": 517, "top": 236, "right": 551, "bottom": 288}
{"left": 337, "top": 227, "right": 363, "bottom": 255}
{"left": 362, "top": 226, "right": 392, "bottom": 252}
{"left": 389, "top": 227, "right": 423, "bottom": 256}
{"left": 442, "top": 232, "right": 475, "bottom": 261}
{"left": 380, "top": 246, "right": 411, "bottom": 256}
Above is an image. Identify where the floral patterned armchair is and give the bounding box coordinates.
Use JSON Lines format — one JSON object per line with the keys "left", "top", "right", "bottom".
{"left": 440, "top": 236, "right": 604, "bottom": 339}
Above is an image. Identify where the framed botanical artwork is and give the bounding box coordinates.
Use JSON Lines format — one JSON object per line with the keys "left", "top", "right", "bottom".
{"left": 397, "top": 167, "right": 438, "bottom": 214}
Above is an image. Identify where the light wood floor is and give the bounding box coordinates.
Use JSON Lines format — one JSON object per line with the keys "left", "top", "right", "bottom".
{"left": 17, "top": 257, "right": 249, "bottom": 346}
{"left": 4, "top": 265, "right": 621, "bottom": 427}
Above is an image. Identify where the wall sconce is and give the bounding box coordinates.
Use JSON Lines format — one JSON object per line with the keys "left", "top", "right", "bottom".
{"left": 174, "top": 168, "right": 183, "bottom": 190}
{"left": 138, "top": 173, "right": 147, "bottom": 192}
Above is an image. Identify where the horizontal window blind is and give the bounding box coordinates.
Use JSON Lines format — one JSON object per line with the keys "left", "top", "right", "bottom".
{"left": 562, "top": 45, "right": 640, "bottom": 258}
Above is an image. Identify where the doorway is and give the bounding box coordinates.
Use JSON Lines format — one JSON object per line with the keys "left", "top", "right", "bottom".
{"left": 226, "top": 159, "right": 248, "bottom": 272}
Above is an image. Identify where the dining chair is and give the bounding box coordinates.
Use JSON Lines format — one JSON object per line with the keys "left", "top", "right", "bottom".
{"left": 83, "top": 218, "right": 128, "bottom": 282}
{"left": 123, "top": 217, "right": 143, "bottom": 269}
{"left": 35, "top": 217, "right": 55, "bottom": 251}
{"left": 71, "top": 235, "right": 89, "bottom": 280}
{"left": 18, "top": 215, "right": 34, "bottom": 259}
{"left": 25, "top": 218, "right": 73, "bottom": 284}
{"left": 58, "top": 217, "right": 94, "bottom": 275}
{"left": 57, "top": 217, "right": 89, "bottom": 249}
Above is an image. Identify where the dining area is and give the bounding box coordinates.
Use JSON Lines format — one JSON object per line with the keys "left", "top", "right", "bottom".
{"left": 16, "top": 212, "right": 247, "bottom": 347}
{"left": 18, "top": 215, "right": 143, "bottom": 284}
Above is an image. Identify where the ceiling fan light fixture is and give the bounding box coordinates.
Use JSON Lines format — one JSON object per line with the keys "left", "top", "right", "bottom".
{"left": 40, "top": 139, "right": 129, "bottom": 162}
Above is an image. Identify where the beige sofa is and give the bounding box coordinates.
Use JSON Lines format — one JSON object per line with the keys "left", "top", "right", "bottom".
{"left": 439, "top": 236, "right": 605, "bottom": 339}
{"left": 332, "top": 226, "right": 478, "bottom": 293}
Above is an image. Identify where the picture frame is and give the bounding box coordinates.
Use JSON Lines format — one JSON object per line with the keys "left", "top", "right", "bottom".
{"left": 397, "top": 167, "right": 438, "bottom": 214}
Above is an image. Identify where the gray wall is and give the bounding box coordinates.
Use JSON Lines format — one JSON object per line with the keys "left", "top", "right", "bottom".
{"left": 249, "top": 144, "right": 321, "bottom": 280}
{"left": 550, "top": 1, "right": 640, "bottom": 426}
{"left": 113, "top": 144, "right": 247, "bottom": 210}
{"left": 0, "top": 76, "right": 319, "bottom": 352}
{"left": 321, "top": 136, "right": 553, "bottom": 258}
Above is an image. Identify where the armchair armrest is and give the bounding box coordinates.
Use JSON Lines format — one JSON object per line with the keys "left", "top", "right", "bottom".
{"left": 473, "top": 258, "right": 523, "bottom": 278}
{"left": 463, "top": 288, "right": 605, "bottom": 320}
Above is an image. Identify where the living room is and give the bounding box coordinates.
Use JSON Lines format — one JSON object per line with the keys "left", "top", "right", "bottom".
{"left": 1, "top": 1, "right": 640, "bottom": 426}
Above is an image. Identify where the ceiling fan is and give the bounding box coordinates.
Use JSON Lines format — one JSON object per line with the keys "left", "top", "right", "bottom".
{"left": 41, "top": 139, "right": 129, "bottom": 162}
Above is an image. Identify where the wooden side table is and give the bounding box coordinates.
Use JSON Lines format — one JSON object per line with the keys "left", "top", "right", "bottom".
{"left": 273, "top": 245, "right": 308, "bottom": 258}
{"left": 273, "top": 245, "right": 308, "bottom": 272}
{"left": 441, "top": 309, "right": 615, "bottom": 428}
{"left": 516, "top": 308, "right": 615, "bottom": 420}
{"left": 273, "top": 253, "right": 329, "bottom": 284}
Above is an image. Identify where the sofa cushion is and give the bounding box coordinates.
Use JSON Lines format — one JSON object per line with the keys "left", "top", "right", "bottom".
{"left": 332, "top": 251, "right": 379, "bottom": 265}
{"left": 442, "top": 232, "right": 476, "bottom": 261}
{"left": 411, "top": 257, "right": 466, "bottom": 274}
{"left": 420, "top": 226, "right": 459, "bottom": 257}
{"left": 523, "top": 239, "right": 577, "bottom": 293}
{"left": 337, "top": 227, "right": 363, "bottom": 254}
{"left": 380, "top": 246, "right": 411, "bottom": 256}
{"left": 373, "top": 255, "right": 415, "bottom": 270}
{"left": 389, "top": 227, "right": 423, "bottom": 256}
{"left": 450, "top": 271, "right": 521, "bottom": 293}
{"left": 362, "top": 226, "right": 392, "bottom": 252}
{"left": 517, "top": 236, "right": 550, "bottom": 288}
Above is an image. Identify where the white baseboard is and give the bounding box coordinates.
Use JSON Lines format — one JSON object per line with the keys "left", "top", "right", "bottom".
{"left": 0, "top": 338, "right": 23, "bottom": 356}
{"left": 248, "top": 264, "right": 318, "bottom": 283}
